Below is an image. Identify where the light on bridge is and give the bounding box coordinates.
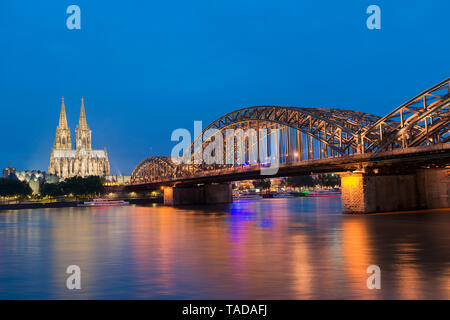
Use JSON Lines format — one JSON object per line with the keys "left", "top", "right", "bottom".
{"left": 341, "top": 175, "right": 361, "bottom": 189}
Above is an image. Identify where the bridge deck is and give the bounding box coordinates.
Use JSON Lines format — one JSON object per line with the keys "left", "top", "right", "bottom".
{"left": 124, "top": 144, "right": 450, "bottom": 191}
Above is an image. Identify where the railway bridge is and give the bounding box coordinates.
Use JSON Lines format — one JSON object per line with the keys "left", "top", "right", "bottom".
{"left": 125, "top": 78, "right": 450, "bottom": 213}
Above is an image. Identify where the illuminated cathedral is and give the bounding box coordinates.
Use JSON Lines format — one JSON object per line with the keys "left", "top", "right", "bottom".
{"left": 48, "top": 97, "right": 110, "bottom": 179}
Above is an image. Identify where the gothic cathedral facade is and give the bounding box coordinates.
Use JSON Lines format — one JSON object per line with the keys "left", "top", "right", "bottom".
{"left": 48, "top": 97, "right": 110, "bottom": 179}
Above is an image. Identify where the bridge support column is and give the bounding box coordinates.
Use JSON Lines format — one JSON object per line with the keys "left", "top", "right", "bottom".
{"left": 204, "top": 183, "right": 233, "bottom": 204}
{"left": 163, "top": 183, "right": 232, "bottom": 206}
{"left": 163, "top": 186, "right": 204, "bottom": 205}
{"left": 416, "top": 168, "right": 449, "bottom": 209}
{"left": 341, "top": 168, "right": 449, "bottom": 214}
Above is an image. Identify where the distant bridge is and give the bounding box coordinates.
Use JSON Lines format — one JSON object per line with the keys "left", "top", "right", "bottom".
{"left": 125, "top": 78, "right": 450, "bottom": 213}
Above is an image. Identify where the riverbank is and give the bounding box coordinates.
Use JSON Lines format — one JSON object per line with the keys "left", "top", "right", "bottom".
{"left": 0, "top": 198, "right": 162, "bottom": 211}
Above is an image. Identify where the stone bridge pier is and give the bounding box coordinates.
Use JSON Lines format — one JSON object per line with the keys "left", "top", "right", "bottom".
{"left": 341, "top": 167, "right": 449, "bottom": 214}
{"left": 163, "top": 183, "right": 232, "bottom": 206}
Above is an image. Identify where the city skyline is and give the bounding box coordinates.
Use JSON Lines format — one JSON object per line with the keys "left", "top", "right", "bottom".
{"left": 0, "top": 1, "right": 449, "bottom": 304}
{"left": 1, "top": 1, "right": 449, "bottom": 174}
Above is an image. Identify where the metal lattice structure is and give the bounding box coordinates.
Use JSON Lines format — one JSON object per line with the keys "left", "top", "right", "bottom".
{"left": 190, "top": 106, "right": 381, "bottom": 156}
{"left": 130, "top": 79, "right": 450, "bottom": 184}
{"left": 130, "top": 156, "right": 177, "bottom": 183}
{"left": 361, "top": 78, "right": 450, "bottom": 153}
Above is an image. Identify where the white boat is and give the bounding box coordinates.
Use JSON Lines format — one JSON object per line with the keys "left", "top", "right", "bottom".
{"left": 78, "top": 198, "right": 130, "bottom": 207}
{"left": 305, "top": 189, "right": 341, "bottom": 197}
{"left": 273, "top": 192, "right": 294, "bottom": 198}
{"left": 233, "top": 194, "right": 263, "bottom": 200}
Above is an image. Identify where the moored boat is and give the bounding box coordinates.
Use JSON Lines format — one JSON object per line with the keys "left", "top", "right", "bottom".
{"left": 272, "top": 192, "right": 294, "bottom": 198}
{"left": 233, "top": 193, "right": 263, "bottom": 200}
{"left": 78, "top": 198, "right": 130, "bottom": 207}
{"left": 304, "top": 189, "right": 341, "bottom": 197}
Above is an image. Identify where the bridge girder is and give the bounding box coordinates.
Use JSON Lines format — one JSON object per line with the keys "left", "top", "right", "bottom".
{"left": 130, "top": 78, "right": 450, "bottom": 185}
{"left": 130, "top": 156, "right": 176, "bottom": 184}
{"left": 186, "top": 106, "right": 382, "bottom": 163}
{"left": 362, "top": 78, "right": 450, "bottom": 153}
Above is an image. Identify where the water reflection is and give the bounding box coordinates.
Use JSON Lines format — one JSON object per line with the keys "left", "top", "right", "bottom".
{"left": 0, "top": 198, "right": 449, "bottom": 299}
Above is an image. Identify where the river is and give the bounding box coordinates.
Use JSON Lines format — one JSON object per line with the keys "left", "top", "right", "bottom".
{"left": 0, "top": 197, "right": 449, "bottom": 299}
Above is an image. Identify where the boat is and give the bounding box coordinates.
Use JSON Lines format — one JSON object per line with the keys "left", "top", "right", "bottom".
{"left": 289, "top": 191, "right": 306, "bottom": 197}
{"left": 304, "top": 189, "right": 341, "bottom": 197}
{"left": 233, "top": 193, "right": 263, "bottom": 200}
{"left": 78, "top": 198, "right": 130, "bottom": 207}
{"left": 272, "top": 192, "right": 294, "bottom": 198}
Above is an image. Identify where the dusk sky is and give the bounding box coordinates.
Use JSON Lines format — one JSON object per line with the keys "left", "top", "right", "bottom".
{"left": 1, "top": 1, "right": 449, "bottom": 174}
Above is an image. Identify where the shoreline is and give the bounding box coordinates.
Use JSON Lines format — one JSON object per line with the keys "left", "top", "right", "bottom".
{"left": 0, "top": 198, "right": 162, "bottom": 211}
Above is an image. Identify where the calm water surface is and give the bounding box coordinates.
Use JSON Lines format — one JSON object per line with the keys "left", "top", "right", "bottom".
{"left": 0, "top": 198, "right": 449, "bottom": 299}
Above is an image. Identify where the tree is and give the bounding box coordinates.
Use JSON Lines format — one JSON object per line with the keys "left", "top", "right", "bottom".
{"left": 314, "top": 174, "right": 340, "bottom": 187}
{"left": 0, "top": 178, "right": 32, "bottom": 197}
{"left": 252, "top": 178, "right": 271, "bottom": 190}
{"left": 40, "top": 176, "right": 105, "bottom": 198}
{"left": 40, "top": 182, "right": 64, "bottom": 197}
{"left": 62, "top": 176, "right": 105, "bottom": 197}
{"left": 286, "top": 175, "right": 314, "bottom": 188}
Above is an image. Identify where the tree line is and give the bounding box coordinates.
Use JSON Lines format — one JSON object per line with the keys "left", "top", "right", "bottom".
{"left": 40, "top": 176, "right": 104, "bottom": 198}
{"left": 286, "top": 174, "right": 340, "bottom": 188}
{"left": 239, "top": 174, "right": 341, "bottom": 191}
{"left": 251, "top": 174, "right": 340, "bottom": 190}
{"left": 0, "top": 178, "right": 32, "bottom": 198}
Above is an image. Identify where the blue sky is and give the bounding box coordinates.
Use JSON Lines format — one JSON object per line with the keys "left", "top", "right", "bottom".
{"left": 0, "top": 0, "right": 449, "bottom": 174}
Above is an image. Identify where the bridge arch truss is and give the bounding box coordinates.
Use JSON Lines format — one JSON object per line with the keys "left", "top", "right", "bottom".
{"left": 183, "top": 106, "right": 382, "bottom": 172}
{"left": 362, "top": 78, "right": 450, "bottom": 153}
{"left": 131, "top": 78, "right": 450, "bottom": 184}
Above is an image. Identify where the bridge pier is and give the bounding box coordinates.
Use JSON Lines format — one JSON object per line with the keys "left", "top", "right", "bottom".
{"left": 341, "top": 167, "right": 449, "bottom": 214}
{"left": 163, "top": 183, "right": 232, "bottom": 206}
{"left": 416, "top": 168, "right": 450, "bottom": 209}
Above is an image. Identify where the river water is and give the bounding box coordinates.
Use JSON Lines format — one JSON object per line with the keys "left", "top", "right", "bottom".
{"left": 0, "top": 197, "right": 449, "bottom": 299}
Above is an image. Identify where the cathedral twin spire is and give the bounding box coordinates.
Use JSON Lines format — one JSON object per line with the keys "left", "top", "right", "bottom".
{"left": 54, "top": 97, "right": 92, "bottom": 151}
{"left": 78, "top": 97, "right": 88, "bottom": 130}
{"left": 75, "top": 97, "right": 92, "bottom": 151}
{"left": 49, "top": 97, "right": 110, "bottom": 179}
{"left": 54, "top": 97, "right": 71, "bottom": 150}
{"left": 58, "top": 97, "right": 68, "bottom": 129}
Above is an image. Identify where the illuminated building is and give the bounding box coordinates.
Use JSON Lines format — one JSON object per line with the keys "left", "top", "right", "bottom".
{"left": 48, "top": 97, "right": 110, "bottom": 179}
{"left": 2, "top": 166, "right": 16, "bottom": 178}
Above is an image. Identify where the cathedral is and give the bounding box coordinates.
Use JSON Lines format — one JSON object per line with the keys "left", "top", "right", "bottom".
{"left": 48, "top": 97, "right": 110, "bottom": 179}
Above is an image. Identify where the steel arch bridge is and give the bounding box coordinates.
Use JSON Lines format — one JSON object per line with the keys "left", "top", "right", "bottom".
{"left": 131, "top": 156, "right": 176, "bottom": 183}
{"left": 130, "top": 78, "right": 450, "bottom": 184}
{"left": 361, "top": 78, "right": 450, "bottom": 152}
